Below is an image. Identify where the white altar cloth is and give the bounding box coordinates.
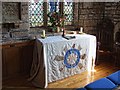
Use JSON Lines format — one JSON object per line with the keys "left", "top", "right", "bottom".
{"left": 30, "top": 34, "right": 96, "bottom": 88}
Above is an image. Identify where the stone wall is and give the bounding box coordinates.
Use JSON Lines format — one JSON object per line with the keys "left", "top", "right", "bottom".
{"left": 2, "top": 2, "right": 20, "bottom": 22}
{"left": 105, "top": 2, "right": 120, "bottom": 25}
{"left": 74, "top": 2, "right": 104, "bottom": 35}
{"left": 73, "top": 2, "right": 79, "bottom": 27}
{"left": 80, "top": 2, "right": 104, "bottom": 35}
{"left": 74, "top": 2, "right": 120, "bottom": 35}
{"left": 2, "top": 2, "right": 29, "bottom": 32}
{"left": 19, "top": 2, "right": 29, "bottom": 30}
{"left": 104, "top": 2, "right": 120, "bottom": 37}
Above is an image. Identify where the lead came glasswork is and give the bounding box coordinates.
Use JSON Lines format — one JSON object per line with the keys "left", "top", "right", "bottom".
{"left": 29, "top": 0, "right": 73, "bottom": 27}
{"left": 29, "top": 0, "right": 43, "bottom": 27}
{"left": 64, "top": 1, "right": 73, "bottom": 25}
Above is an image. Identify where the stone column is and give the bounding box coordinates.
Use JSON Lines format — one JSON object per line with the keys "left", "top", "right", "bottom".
{"left": 73, "top": 2, "right": 79, "bottom": 27}
{"left": 20, "top": 2, "right": 30, "bottom": 30}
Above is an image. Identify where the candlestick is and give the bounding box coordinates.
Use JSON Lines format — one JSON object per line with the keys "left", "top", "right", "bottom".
{"left": 62, "top": 28, "right": 65, "bottom": 37}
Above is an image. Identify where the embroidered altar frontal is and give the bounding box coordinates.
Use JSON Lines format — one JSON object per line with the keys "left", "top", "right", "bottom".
{"left": 30, "top": 34, "right": 96, "bottom": 88}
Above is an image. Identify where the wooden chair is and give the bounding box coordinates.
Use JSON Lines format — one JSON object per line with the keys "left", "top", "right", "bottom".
{"left": 96, "top": 18, "right": 115, "bottom": 65}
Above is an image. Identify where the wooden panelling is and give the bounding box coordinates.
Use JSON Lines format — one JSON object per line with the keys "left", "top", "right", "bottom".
{"left": 2, "top": 40, "right": 34, "bottom": 80}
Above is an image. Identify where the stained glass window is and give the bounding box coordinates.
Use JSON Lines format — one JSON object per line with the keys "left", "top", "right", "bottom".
{"left": 29, "top": 0, "right": 74, "bottom": 27}
{"left": 29, "top": 0, "right": 43, "bottom": 27}
{"left": 47, "top": 0, "right": 59, "bottom": 26}
{"left": 64, "top": 1, "right": 73, "bottom": 25}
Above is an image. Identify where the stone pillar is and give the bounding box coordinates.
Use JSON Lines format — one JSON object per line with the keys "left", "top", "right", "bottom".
{"left": 20, "top": 2, "right": 30, "bottom": 30}
{"left": 43, "top": 2, "right": 47, "bottom": 27}
{"left": 73, "top": 2, "right": 79, "bottom": 27}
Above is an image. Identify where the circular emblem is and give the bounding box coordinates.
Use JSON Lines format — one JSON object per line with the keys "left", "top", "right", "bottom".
{"left": 64, "top": 49, "right": 80, "bottom": 68}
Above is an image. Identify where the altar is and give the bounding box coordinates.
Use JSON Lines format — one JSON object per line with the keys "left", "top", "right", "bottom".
{"left": 29, "top": 34, "right": 96, "bottom": 88}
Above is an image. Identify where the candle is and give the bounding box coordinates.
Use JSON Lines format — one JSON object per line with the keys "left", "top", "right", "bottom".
{"left": 80, "top": 27, "right": 83, "bottom": 33}
{"left": 42, "top": 30, "right": 45, "bottom": 37}
{"left": 61, "top": 28, "right": 63, "bottom": 31}
{"left": 57, "top": 27, "right": 60, "bottom": 33}
{"left": 74, "top": 31, "right": 77, "bottom": 34}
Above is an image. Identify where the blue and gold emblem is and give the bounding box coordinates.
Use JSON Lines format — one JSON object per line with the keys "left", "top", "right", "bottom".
{"left": 64, "top": 48, "right": 80, "bottom": 68}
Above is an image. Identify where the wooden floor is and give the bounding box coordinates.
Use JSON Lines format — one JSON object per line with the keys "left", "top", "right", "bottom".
{"left": 2, "top": 60, "right": 120, "bottom": 90}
